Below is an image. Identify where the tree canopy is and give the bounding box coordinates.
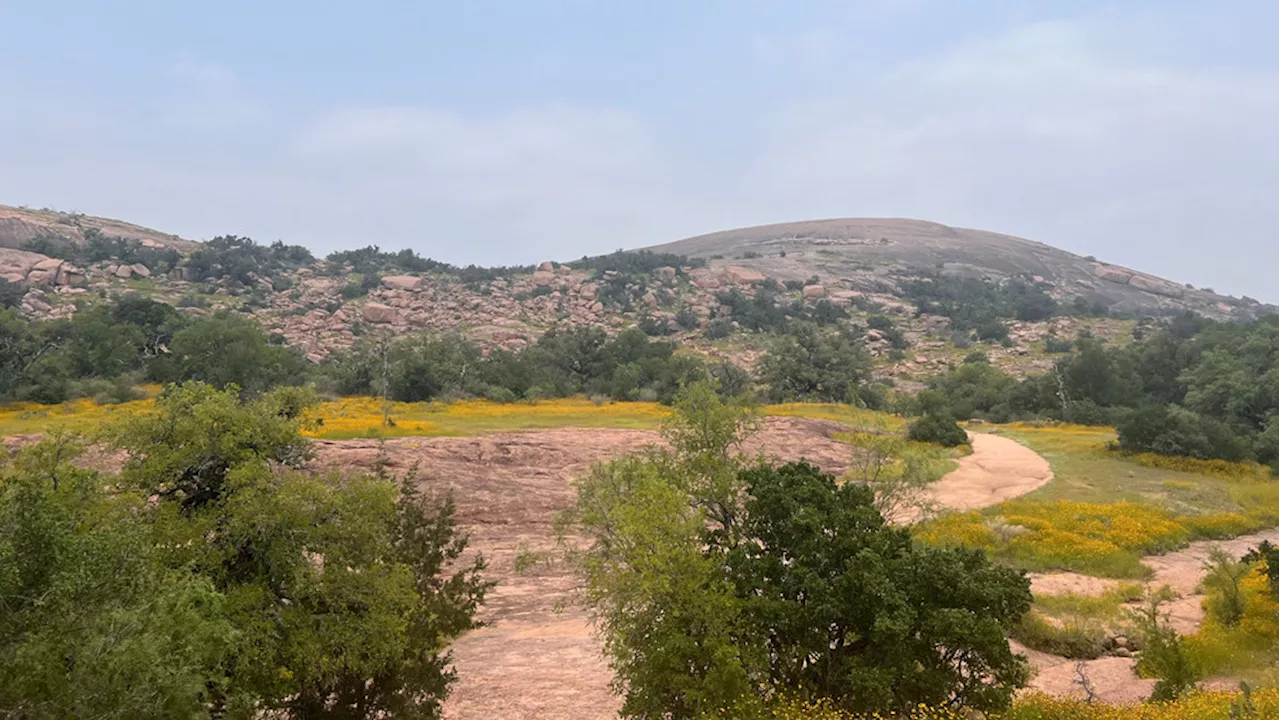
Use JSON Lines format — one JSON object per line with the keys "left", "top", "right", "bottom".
{"left": 569, "top": 381, "right": 1032, "bottom": 718}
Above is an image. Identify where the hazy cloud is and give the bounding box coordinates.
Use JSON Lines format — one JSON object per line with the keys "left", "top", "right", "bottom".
{"left": 0, "top": 9, "right": 1273, "bottom": 299}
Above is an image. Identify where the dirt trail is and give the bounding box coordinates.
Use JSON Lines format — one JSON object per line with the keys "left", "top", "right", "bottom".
{"left": 1021, "top": 528, "right": 1279, "bottom": 701}
{"left": 926, "top": 431, "right": 1054, "bottom": 510}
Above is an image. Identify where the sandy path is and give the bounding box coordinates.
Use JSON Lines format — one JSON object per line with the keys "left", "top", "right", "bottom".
{"left": 925, "top": 431, "right": 1054, "bottom": 510}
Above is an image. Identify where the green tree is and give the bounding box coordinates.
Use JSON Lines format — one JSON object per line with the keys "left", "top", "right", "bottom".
{"left": 758, "top": 323, "right": 871, "bottom": 403}
{"left": 156, "top": 312, "right": 308, "bottom": 394}
{"left": 0, "top": 435, "right": 236, "bottom": 719}
{"left": 111, "top": 382, "right": 490, "bottom": 717}
{"left": 570, "top": 381, "right": 761, "bottom": 718}
{"left": 571, "top": 382, "right": 1031, "bottom": 718}
{"left": 728, "top": 462, "right": 1031, "bottom": 714}
{"left": 112, "top": 382, "right": 314, "bottom": 510}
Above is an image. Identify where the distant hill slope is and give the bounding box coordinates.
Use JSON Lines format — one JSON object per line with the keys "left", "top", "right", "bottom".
{"left": 0, "top": 204, "right": 196, "bottom": 251}
{"left": 643, "top": 218, "right": 1274, "bottom": 320}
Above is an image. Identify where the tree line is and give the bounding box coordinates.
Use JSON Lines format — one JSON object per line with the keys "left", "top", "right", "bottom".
{"left": 0, "top": 291, "right": 881, "bottom": 409}
{"left": 913, "top": 314, "right": 1278, "bottom": 466}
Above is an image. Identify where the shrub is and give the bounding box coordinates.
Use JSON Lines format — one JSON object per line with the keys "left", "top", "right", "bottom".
{"left": 1045, "top": 336, "right": 1074, "bottom": 353}
{"left": 976, "top": 319, "right": 1010, "bottom": 342}
{"left": 907, "top": 414, "right": 969, "bottom": 447}
{"left": 704, "top": 317, "right": 734, "bottom": 340}
{"left": 1117, "top": 405, "right": 1250, "bottom": 462}
{"left": 1130, "top": 591, "right": 1201, "bottom": 701}
{"left": 0, "top": 277, "right": 24, "bottom": 309}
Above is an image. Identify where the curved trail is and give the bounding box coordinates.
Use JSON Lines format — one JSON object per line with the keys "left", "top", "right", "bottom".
{"left": 926, "top": 431, "right": 1053, "bottom": 510}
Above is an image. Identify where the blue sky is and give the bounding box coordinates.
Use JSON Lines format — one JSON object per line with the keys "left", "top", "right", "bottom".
{"left": 1, "top": 1, "right": 1276, "bottom": 299}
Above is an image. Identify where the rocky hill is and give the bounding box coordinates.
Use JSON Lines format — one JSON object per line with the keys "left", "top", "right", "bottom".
{"left": 2, "top": 207, "right": 1273, "bottom": 386}
{"left": 0, "top": 204, "right": 196, "bottom": 252}
{"left": 643, "top": 218, "right": 1274, "bottom": 321}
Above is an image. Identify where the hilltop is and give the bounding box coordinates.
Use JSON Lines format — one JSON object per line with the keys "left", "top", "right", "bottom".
{"left": 0, "top": 204, "right": 196, "bottom": 252}
{"left": 643, "top": 217, "right": 1273, "bottom": 321}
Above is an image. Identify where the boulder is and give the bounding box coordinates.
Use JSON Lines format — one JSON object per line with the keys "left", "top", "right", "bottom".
{"left": 693, "top": 278, "right": 722, "bottom": 290}
{"left": 537, "top": 261, "right": 555, "bottom": 272}
{"left": 114, "top": 264, "right": 134, "bottom": 279}
{"left": 1093, "top": 264, "right": 1133, "bottom": 284}
{"left": 531, "top": 270, "right": 556, "bottom": 287}
{"left": 361, "top": 302, "right": 399, "bottom": 324}
{"left": 56, "top": 265, "right": 86, "bottom": 287}
{"left": 130, "top": 263, "right": 151, "bottom": 278}
{"left": 721, "top": 266, "right": 766, "bottom": 285}
{"left": 579, "top": 283, "right": 597, "bottom": 299}
{"left": 382, "top": 275, "right": 423, "bottom": 291}
{"left": 802, "top": 284, "right": 826, "bottom": 299}
{"left": 1127, "top": 273, "right": 1184, "bottom": 298}
{"left": 656, "top": 266, "right": 677, "bottom": 281}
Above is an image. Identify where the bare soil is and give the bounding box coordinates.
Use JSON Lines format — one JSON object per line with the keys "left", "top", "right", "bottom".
{"left": 926, "top": 431, "right": 1053, "bottom": 510}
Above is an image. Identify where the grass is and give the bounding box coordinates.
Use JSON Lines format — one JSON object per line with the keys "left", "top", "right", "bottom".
{"left": 1010, "top": 583, "right": 1145, "bottom": 659}
{"left": 1184, "top": 567, "right": 1279, "bottom": 686}
{"left": 1011, "top": 611, "right": 1109, "bottom": 659}
{"left": 766, "top": 402, "right": 907, "bottom": 431}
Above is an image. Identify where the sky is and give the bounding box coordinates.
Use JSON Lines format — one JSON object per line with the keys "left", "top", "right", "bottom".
{"left": 0, "top": 1, "right": 1276, "bottom": 301}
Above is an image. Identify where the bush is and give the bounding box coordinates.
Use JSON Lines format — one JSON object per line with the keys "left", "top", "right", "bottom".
{"left": 1117, "top": 405, "right": 1250, "bottom": 461}
{"left": 1045, "top": 336, "right": 1074, "bottom": 353}
{"left": 704, "top": 318, "right": 734, "bottom": 340}
{"left": 907, "top": 414, "right": 969, "bottom": 447}
{"left": 976, "top": 320, "right": 1009, "bottom": 342}
{"left": 0, "top": 278, "right": 24, "bottom": 309}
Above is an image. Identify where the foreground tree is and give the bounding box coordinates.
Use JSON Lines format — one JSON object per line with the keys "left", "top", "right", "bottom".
{"left": 729, "top": 462, "right": 1030, "bottom": 713}
{"left": 0, "top": 435, "right": 235, "bottom": 719}
{"left": 2, "top": 383, "right": 489, "bottom": 719}
{"left": 571, "top": 381, "right": 1031, "bottom": 718}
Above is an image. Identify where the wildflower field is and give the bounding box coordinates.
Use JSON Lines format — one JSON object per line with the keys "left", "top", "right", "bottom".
{"left": 917, "top": 423, "right": 1278, "bottom": 578}
{"left": 1183, "top": 566, "right": 1280, "bottom": 686}
{"left": 0, "top": 394, "right": 914, "bottom": 440}
{"left": 730, "top": 688, "right": 1278, "bottom": 719}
